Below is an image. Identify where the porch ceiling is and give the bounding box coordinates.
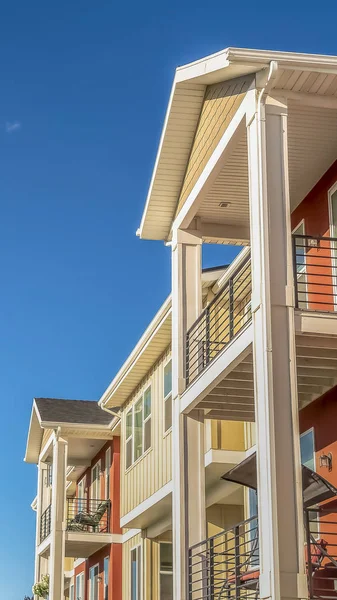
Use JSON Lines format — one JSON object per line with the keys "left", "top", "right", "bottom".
{"left": 195, "top": 104, "right": 337, "bottom": 239}
{"left": 196, "top": 333, "right": 337, "bottom": 419}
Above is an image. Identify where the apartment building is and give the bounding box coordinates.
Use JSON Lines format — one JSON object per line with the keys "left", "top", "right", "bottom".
{"left": 137, "top": 47, "right": 337, "bottom": 600}
{"left": 99, "top": 270, "right": 257, "bottom": 600}
{"left": 26, "top": 46, "right": 337, "bottom": 600}
{"left": 25, "top": 398, "right": 122, "bottom": 600}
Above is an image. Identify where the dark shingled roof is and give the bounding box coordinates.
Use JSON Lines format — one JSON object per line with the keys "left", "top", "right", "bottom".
{"left": 34, "top": 398, "right": 112, "bottom": 427}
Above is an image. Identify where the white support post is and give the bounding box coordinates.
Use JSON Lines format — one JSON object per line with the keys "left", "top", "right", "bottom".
{"left": 247, "top": 95, "right": 306, "bottom": 600}
{"left": 33, "top": 461, "right": 44, "bottom": 599}
{"left": 171, "top": 227, "right": 206, "bottom": 600}
{"left": 49, "top": 435, "right": 67, "bottom": 600}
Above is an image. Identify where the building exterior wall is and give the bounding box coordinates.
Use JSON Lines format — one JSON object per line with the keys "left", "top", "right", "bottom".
{"left": 177, "top": 74, "right": 254, "bottom": 212}
{"left": 121, "top": 349, "right": 172, "bottom": 517}
{"left": 208, "top": 420, "right": 245, "bottom": 451}
{"left": 75, "top": 437, "right": 121, "bottom": 534}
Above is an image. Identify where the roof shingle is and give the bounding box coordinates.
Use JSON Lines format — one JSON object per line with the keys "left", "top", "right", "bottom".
{"left": 34, "top": 398, "right": 112, "bottom": 427}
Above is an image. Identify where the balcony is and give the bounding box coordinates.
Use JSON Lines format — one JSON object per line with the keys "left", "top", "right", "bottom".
{"left": 184, "top": 235, "right": 337, "bottom": 405}
{"left": 188, "top": 508, "right": 337, "bottom": 600}
{"left": 186, "top": 252, "right": 252, "bottom": 386}
{"left": 66, "top": 498, "right": 111, "bottom": 533}
{"left": 40, "top": 504, "right": 51, "bottom": 543}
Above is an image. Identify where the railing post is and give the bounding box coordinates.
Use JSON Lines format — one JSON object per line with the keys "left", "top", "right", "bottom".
{"left": 234, "top": 525, "right": 240, "bottom": 600}
{"left": 229, "top": 277, "right": 234, "bottom": 340}
{"left": 209, "top": 537, "right": 214, "bottom": 600}
{"left": 205, "top": 307, "right": 210, "bottom": 366}
{"left": 292, "top": 234, "right": 299, "bottom": 309}
{"left": 185, "top": 331, "right": 190, "bottom": 386}
{"left": 305, "top": 509, "right": 313, "bottom": 599}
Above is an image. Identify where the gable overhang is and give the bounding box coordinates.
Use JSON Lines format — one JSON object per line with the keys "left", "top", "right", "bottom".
{"left": 139, "top": 47, "right": 337, "bottom": 242}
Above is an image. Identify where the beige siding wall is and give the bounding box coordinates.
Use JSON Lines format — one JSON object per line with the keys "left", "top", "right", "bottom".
{"left": 121, "top": 349, "right": 172, "bottom": 517}
{"left": 177, "top": 74, "right": 254, "bottom": 212}
{"left": 207, "top": 504, "right": 244, "bottom": 537}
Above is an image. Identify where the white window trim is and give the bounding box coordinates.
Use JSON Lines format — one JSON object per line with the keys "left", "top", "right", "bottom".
{"left": 125, "top": 384, "right": 152, "bottom": 472}
{"left": 130, "top": 543, "right": 142, "bottom": 600}
{"left": 158, "top": 541, "right": 173, "bottom": 599}
{"left": 91, "top": 460, "right": 101, "bottom": 500}
{"left": 89, "top": 563, "right": 100, "bottom": 600}
{"left": 70, "top": 583, "right": 75, "bottom": 600}
{"left": 300, "top": 427, "right": 316, "bottom": 471}
{"left": 328, "top": 183, "right": 337, "bottom": 307}
{"left": 75, "top": 572, "right": 84, "bottom": 600}
{"left": 163, "top": 358, "right": 172, "bottom": 434}
{"left": 104, "top": 555, "right": 110, "bottom": 599}
{"left": 105, "top": 447, "right": 111, "bottom": 500}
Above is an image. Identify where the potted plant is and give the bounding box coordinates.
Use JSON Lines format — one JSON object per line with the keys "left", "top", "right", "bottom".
{"left": 32, "top": 574, "right": 49, "bottom": 599}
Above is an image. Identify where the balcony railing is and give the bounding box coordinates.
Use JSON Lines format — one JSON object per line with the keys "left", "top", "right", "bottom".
{"left": 293, "top": 234, "right": 337, "bottom": 311}
{"left": 186, "top": 253, "right": 252, "bottom": 386}
{"left": 189, "top": 508, "right": 337, "bottom": 600}
{"left": 40, "top": 504, "right": 51, "bottom": 543}
{"left": 66, "top": 498, "right": 111, "bottom": 533}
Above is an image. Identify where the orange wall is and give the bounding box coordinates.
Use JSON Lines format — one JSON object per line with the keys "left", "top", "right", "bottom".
{"left": 75, "top": 437, "right": 121, "bottom": 535}
{"left": 74, "top": 543, "right": 122, "bottom": 600}
{"left": 73, "top": 437, "right": 122, "bottom": 600}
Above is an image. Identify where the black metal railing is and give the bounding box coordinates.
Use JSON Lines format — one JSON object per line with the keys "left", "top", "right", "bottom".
{"left": 188, "top": 515, "right": 259, "bottom": 600}
{"left": 186, "top": 254, "right": 251, "bottom": 386}
{"left": 40, "top": 504, "right": 51, "bottom": 543}
{"left": 189, "top": 508, "right": 337, "bottom": 600}
{"left": 293, "top": 234, "right": 337, "bottom": 311}
{"left": 66, "top": 498, "right": 111, "bottom": 533}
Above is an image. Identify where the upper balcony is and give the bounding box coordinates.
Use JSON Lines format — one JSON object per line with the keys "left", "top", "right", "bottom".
{"left": 182, "top": 234, "right": 337, "bottom": 417}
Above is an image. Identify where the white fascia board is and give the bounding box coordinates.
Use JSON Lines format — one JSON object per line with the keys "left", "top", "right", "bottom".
{"left": 40, "top": 421, "right": 113, "bottom": 431}
{"left": 99, "top": 296, "right": 172, "bottom": 408}
{"left": 120, "top": 480, "right": 173, "bottom": 529}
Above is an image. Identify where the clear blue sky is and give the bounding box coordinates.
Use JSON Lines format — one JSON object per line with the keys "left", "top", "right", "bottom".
{"left": 1, "top": 0, "right": 336, "bottom": 597}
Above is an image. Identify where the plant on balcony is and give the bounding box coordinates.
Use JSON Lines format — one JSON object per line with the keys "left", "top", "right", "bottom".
{"left": 32, "top": 574, "right": 49, "bottom": 598}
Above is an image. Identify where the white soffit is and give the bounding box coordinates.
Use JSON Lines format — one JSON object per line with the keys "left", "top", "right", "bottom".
{"left": 139, "top": 47, "right": 337, "bottom": 242}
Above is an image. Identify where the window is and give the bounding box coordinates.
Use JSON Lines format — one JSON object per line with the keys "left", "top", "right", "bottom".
{"left": 131, "top": 545, "right": 141, "bottom": 600}
{"left": 163, "top": 360, "right": 172, "bottom": 432}
{"left": 75, "top": 572, "right": 84, "bottom": 600}
{"left": 105, "top": 448, "right": 111, "bottom": 500}
{"left": 143, "top": 386, "right": 152, "bottom": 451}
{"left": 104, "top": 556, "right": 109, "bottom": 600}
{"left": 78, "top": 477, "right": 86, "bottom": 512}
{"left": 91, "top": 461, "right": 101, "bottom": 500}
{"left": 300, "top": 428, "right": 315, "bottom": 471}
{"left": 89, "top": 564, "right": 99, "bottom": 600}
{"left": 70, "top": 584, "right": 74, "bottom": 600}
{"left": 159, "top": 543, "right": 173, "bottom": 600}
{"left": 126, "top": 409, "right": 133, "bottom": 469}
{"left": 125, "top": 386, "right": 152, "bottom": 469}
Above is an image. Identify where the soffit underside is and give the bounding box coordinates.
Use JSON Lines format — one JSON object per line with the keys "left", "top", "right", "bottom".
{"left": 195, "top": 103, "right": 337, "bottom": 235}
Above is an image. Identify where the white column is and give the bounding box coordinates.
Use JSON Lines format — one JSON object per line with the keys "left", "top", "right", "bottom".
{"left": 33, "top": 461, "right": 44, "bottom": 600}
{"left": 171, "top": 227, "right": 206, "bottom": 600}
{"left": 247, "top": 95, "right": 306, "bottom": 600}
{"left": 49, "top": 435, "right": 67, "bottom": 600}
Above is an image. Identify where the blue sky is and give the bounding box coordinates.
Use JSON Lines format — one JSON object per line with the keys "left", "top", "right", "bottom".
{"left": 1, "top": 0, "right": 336, "bottom": 597}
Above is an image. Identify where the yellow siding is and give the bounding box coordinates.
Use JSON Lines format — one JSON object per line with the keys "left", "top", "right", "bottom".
{"left": 177, "top": 74, "right": 254, "bottom": 212}
{"left": 42, "top": 428, "right": 53, "bottom": 448}
{"left": 207, "top": 504, "right": 244, "bottom": 537}
{"left": 121, "top": 349, "right": 172, "bottom": 517}
{"left": 209, "top": 420, "right": 245, "bottom": 450}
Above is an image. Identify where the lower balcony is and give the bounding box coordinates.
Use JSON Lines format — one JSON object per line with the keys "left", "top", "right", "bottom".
{"left": 38, "top": 498, "right": 119, "bottom": 559}
{"left": 189, "top": 507, "right": 337, "bottom": 600}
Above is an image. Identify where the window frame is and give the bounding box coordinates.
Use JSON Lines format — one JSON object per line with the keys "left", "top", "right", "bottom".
{"left": 105, "top": 447, "right": 111, "bottom": 500}
{"left": 125, "top": 384, "right": 152, "bottom": 471}
{"left": 70, "top": 583, "right": 75, "bottom": 600}
{"left": 163, "top": 358, "right": 172, "bottom": 434}
{"left": 91, "top": 460, "right": 101, "bottom": 501}
{"left": 89, "top": 563, "right": 99, "bottom": 600}
{"left": 104, "top": 555, "right": 110, "bottom": 600}
{"left": 158, "top": 541, "right": 173, "bottom": 600}
{"left": 75, "top": 572, "right": 84, "bottom": 600}
{"left": 130, "top": 544, "right": 142, "bottom": 600}
{"left": 300, "top": 427, "right": 315, "bottom": 471}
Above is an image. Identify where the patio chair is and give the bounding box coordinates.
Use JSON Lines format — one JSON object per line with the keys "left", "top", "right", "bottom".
{"left": 67, "top": 499, "right": 110, "bottom": 532}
